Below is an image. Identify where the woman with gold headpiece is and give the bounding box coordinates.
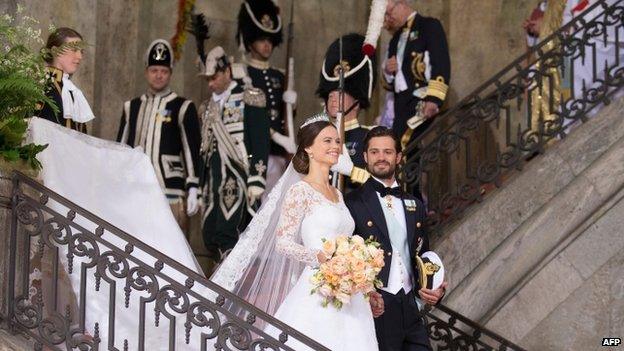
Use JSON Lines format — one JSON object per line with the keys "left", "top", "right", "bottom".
{"left": 36, "top": 27, "right": 93, "bottom": 133}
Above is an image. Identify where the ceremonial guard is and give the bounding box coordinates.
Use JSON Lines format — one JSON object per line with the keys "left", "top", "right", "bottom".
{"left": 316, "top": 33, "right": 377, "bottom": 191}
{"left": 383, "top": 0, "right": 451, "bottom": 142}
{"left": 199, "top": 46, "right": 271, "bottom": 261}
{"left": 237, "top": 0, "right": 297, "bottom": 196}
{"left": 117, "top": 39, "right": 201, "bottom": 234}
{"left": 36, "top": 27, "right": 93, "bottom": 132}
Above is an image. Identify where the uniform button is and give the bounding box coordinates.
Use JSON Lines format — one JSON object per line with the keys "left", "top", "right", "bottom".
{"left": 266, "top": 82, "right": 270, "bottom": 86}
{"left": 416, "top": 222, "right": 422, "bottom": 228}
{"left": 270, "top": 95, "right": 274, "bottom": 99}
{"left": 264, "top": 76, "right": 269, "bottom": 80}
{"left": 367, "top": 221, "right": 373, "bottom": 227}
{"left": 387, "top": 252, "right": 392, "bottom": 257}
{"left": 271, "top": 102, "right": 276, "bottom": 106}
{"left": 268, "top": 88, "right": 273, "bottom": 92}
{"left": 262, "top": 70, "right": 267, "bottom": 74}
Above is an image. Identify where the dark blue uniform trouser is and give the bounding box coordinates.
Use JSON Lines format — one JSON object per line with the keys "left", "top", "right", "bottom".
{"left": 375, "top": 289, "right": 432, "bottom": 351}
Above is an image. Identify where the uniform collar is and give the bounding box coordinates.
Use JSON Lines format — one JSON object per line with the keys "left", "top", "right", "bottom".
{"left": 147, "top": 87, "right": 172, "bottom": 98}
{"left": 46, "top": 66, "right": 64, "bottom": 84}
{"left": 212, "top": 80, "right": 238, "bottom": 103}
{"left": 245, "top": 56, "right": 270, "bottom": 70}
{"left": 345, "top": 118, "right": 360, "bottom": 131}
{"left": 403, "top": 11, "right": 417, "bottom": 31}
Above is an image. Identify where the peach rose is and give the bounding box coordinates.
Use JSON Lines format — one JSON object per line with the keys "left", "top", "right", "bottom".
{"left": 332, "top": 256, "right": 349, "bottom": 275}
{"left": 321, "top": 238, "right": 336, "bottom": 257}
{"left": 335, "top": 236, "right": 350, "bottom": 255}
{"left": 351, "top": 235, "right": 365, "bottom": 247}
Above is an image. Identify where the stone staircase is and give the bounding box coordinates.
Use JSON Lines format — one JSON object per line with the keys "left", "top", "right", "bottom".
{"left": 0, "top": 329, "right": 33, "bottom": 351}
{"left": 433, "top": 97, "right": 624, "bottom": 350}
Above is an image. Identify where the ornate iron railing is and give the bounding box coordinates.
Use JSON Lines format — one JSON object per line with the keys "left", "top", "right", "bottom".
{"left": 0, "top": 171, "right": 529, "bottom": 351}
{"left": 424, "top": 304, "right": 526, "bottom": 351}
{"left": 4, "top": 172, "right": 329, "bottom": 351}
{"left": 402, "top": 0, "right": 624, "bottom": 233}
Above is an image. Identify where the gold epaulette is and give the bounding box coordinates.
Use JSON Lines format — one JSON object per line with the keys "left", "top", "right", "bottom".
{"left": 426, "top": 76, "right": 449, "bottom": 101}
{"left": 350, "top": 166, "right": 370, "bottom": 184}
{"left": 243, "top": 87, "right": 266, "bottom": 108}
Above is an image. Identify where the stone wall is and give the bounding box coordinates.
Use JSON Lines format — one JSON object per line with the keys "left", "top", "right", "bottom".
{"left": 2, "top": 0, "right": 538, "bottom": 273}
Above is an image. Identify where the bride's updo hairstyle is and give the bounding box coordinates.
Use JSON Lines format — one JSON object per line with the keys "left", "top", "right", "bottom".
{"left": 292, "top": 120, "right": 335, "bottom": 174}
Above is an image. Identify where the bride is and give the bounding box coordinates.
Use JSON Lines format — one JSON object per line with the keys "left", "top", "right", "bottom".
{"left": 211, "top": 114, "right": 379, "bottom": 351}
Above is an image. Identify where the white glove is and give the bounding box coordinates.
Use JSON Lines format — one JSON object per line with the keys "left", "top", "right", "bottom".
{"left": 186, "top": 187, "right": 199, "bottom": 216}
{"left": 271, "top": 131, "right": 297, "bottom": 154}
{"left": 282, "top": 90, "right": 297, "bottom": 105}
{"left": 247, "top": 185, "right": 264, "bottom": 205}
{"left": 330, "top": 145, "right": 354, "bottom": 176}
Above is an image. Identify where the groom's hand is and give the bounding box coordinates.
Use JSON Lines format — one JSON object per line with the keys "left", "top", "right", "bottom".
{"left": 368, "top": 291, "right": 384, "bottom": 318}
{"left": 418, "top": 281, "right": 448, "bottom": 305}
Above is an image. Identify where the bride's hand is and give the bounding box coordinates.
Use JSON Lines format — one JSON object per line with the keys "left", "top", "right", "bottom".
{"left": 316, "top": 251, "right": 329, "bottom": 264}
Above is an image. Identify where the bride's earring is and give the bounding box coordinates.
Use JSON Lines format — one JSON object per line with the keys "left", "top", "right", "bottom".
{"left": 308, "top": 153, "right": 314, "bottom": 159}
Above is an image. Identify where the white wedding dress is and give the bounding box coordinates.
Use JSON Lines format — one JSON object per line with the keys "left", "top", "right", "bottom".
{"left": 265, "top": 181, "right": 379, "bottom": 351}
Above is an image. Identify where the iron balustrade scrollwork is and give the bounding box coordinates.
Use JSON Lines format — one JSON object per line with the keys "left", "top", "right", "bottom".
{"left": 401, "top": 0, "right": 624, "bottom": 233}
{"left": 4, "top": 172, "right": 329, "bottom": 351}
{"left": 423, "top": 304, "right": 526, "bottom": 351}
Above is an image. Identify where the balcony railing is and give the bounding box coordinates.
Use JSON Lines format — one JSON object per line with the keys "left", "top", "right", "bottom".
{"left": 402, "top": 0, "right": 624, "bottom": 233}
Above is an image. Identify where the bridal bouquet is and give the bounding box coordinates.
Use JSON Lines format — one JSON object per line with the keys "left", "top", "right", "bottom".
{"left": 310, "top": 235, "right": 385, "bottom": 309}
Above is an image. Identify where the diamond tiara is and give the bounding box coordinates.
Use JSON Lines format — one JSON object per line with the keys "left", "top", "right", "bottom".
{"left": 300, "top": 112, "right": 331, "bottom": 129}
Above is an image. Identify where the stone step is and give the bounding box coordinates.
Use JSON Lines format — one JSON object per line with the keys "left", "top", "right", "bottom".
{"left": 0, "top": 329, "right": 34, "bottom": 351}
{"left": 431, "top": 96, "right": 624, "bottom": 346}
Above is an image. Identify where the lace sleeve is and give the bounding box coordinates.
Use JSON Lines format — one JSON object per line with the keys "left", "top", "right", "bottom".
{"left": 275, "top": 182, "right": 319, "bottom": 266}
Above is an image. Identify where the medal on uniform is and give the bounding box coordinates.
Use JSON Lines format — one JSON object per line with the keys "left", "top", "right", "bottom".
{"left": 404, "top": 199, "right": 417, "bottom": 212}
{"left": 157, "top": 109, "right": 172, "bottom": 123}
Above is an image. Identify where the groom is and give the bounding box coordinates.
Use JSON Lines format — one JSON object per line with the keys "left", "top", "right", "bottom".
{"left": 345, "top": 126, "right": 447, "bottom": 351}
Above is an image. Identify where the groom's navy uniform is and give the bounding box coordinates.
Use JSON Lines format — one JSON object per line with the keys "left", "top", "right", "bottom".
{"left": 345, "top": 178, "right": 432, "bottom": 351}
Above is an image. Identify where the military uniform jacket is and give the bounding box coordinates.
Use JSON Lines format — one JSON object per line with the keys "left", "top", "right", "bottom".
{"left": 117, "top": 89, "right": 201, "bottom": 198}
{"left": 386, "top": 13, "right": 451, "bottom": 106}
{"left": 246, "top": 59, "right": 287, "bottom": 155}
{"left": 345, "top": 178, "right": 430, "bottom": 287}
{"left": 35, "top": 66, "right": 88, "bottom": 133}
{"left": 199, "top": 80, "right": 270, "bottom": 194}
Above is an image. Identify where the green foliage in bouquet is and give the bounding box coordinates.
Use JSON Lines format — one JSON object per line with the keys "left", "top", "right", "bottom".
{"left": 0, "top": 6, "right": 52, "bottom": 171}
